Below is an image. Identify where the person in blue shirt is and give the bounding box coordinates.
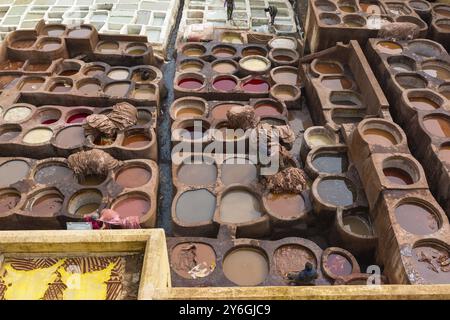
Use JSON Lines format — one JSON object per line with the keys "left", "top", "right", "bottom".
{"left": 286, "top": 262, "right": 318, "bottom": 285}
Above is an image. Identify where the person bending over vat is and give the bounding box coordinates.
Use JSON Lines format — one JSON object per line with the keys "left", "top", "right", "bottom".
{"left": 265, "top": 5, "right": 278, "bottom": 25}
{"left": 286, "top": 262, "right": 318, "bottom": 285}
{"left": 225, "top": 0, "right": 235, "bottom": 21}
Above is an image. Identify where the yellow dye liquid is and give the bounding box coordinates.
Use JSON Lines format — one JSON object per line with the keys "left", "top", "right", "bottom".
{"left": 1, "top": 260, "right": 65, "bottom": 300}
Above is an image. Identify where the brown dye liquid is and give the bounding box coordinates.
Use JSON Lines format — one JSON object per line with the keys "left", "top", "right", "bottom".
{"left": 0, "top": 60, "right": 24, "bottom": 70}
{"left": 437, "top": 23, "right": 450, "bottom": 31}
{"left": 31, "top": 194, "right": 63, "bottom": 216}
{"left": 177, "top": 163, "right": 217, "bottom": 185}
{"left": 59, "top": 69, "right": 78, "bottom": 76}
{"left": 0, "top": 75, "right": 18, "bottom": 89}
{"left": 211, "top": 104, "right": 242, "bottom": 120}
{"left": 376, "top": 41, "right": 403, "bottom": 54}
{"left": 273, "top": 244, "right": 316, "bottom": 277}
{"left": 383, "top": 167, "right": 414, "bottom": 185}
{"left": 274, "top": 55, "right": 293, "bottom": 62}
{"left": 410, "top": 97, "right": 440, "bottom": 110}
{"left": 176, "top": 189, "right": 216, "bottom": 223}
{"left": 183, "top": 48, "right": 204, "bottom": 57}
{"left": 439, "top": 146, "right": 450, "bottom": 164}
{"left": 113, "top": 196, "right": 150, "bottom": 218}
{"left": 116, "top": 166, "right": 151, "bottom": 188}
{"left": 212, "top": 62, "right": 236, "bottom": 73}
{"left": 273, "top": 70, "right": 297, "bottom": 85}
{"left": 395, "top": 203, "right": 439, "bottom": 235}
{"left": 423, "top": 66, "right": 450, "bottom": 80}
{"left": 25, "top": 63, "right": 51, "bottom": 71}
{"left": 435, "top": 8, "right": 450, "bottom": 17}
{"left": 179, "top": 126, "right": 206, "bottom": 140}
{"left": 321, "top": 77, "right": 352, "bottom": 90}
{"left": 265, "top": 193, "right": 304, "bottom": 219}
{"left": 340, "top": 5, "right": 356, "bottom": 12}
{"left": 180, "top": 62, "right": 202, "bottom": 72}
{"left": 242, "top": 48, "right": 266, "bottom": 57}
{"left": 223, "top": 248, "right": 268, "bottom": 286}
{"left": 343, "top": 215, "right": 373, "bottom": 236}
{"left": 423, "top": 117, "right": 450, "bottom": 138}
{"left": 133, "top": 88, "right": 155, "bottom": 100}
{"left": 412, "top": 246, "right": 450, "bottom": 284}
{"left": 34, "top": 165, "right": 73, "bottom": 184}
{"left": 38, "top": 40, "right": 60, "bottom": 51}
{"left": 213, "top": 48, "right": 235, "bottom": 58}
{"left": 363, "top": 128, "right": 397, "bottom": 146}
{"left": 254, "top": 104, "right": 281, "bottom": 117}
{"left": 55, "top": 126, "right": 85, "bottom": 148}
{"left": 104, "top": 83, "right": 130, "bottom": 96}
{"left": 171, "top": 242, "right": 216, "bottom": 279}
{"left": 0, "top": 129, "right": 21, "bottom": 141}
{"left": 221, "top": 160, "right": 257, "bottom": 185}
{"left": 11, "top": 39, "right": 36, "bottom": 48}
{"left": 79, "top": 82, "right": 101, "bottom": 94}
{"left": 220, "top": 190, "right": 262, "bottom": 223}
{"left": 122, "top": 134, "right": 150, "bottom": 148}
{"left": 314, "top": 62, "right": 342, "bottom": 74}
{"left": 79, "top": 175, "right": 105, "bottom": 186}
{"left": 0, "top": 193, "right": 20, "bottom": 213}
{"left": 75, "top": 203, "right": 100, "bottom": 216}
{"left": 0, "top": 160, "right": 30, "bottom": 186}
{"left": 327, "top": 254, "right": 352, "bottom": 276}
{"left": 317, "top": 179, "right": 355, "bottom": 207}
{"left": 68, "top": 27, "right": 92, "bottom": 38}
{"left": 176, "top": 107, "right": 204, "bottom": 118}
{"left": 50, "top": 82, "right": 72, "bottom": 92}
{"left": 20, "top": 78, "right": 44, "bottom": 91}
{"left": 85, "top": 67, "right": 104, "bottom": 76}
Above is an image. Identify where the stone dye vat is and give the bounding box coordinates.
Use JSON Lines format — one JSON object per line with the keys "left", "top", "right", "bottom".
{"left": 0, "top": 229, "right": 170, "bottom": 300}
{"left": 174, "top": 38, "right": 302, "bottom": 103}
{"left": 0, "top": 157, "right": 158, "bottom": 229}
{"left": 0, "top": 104, "right": 157, "bottom": 160}
{"left": 300, "top": 40, "right": 390, "bottom": 131}
{"left": 178, "top": 0, "right": 297, "bottom": 42}
{"left": 344, "top": 118, "right": 450, "bottom": 284}
{"left": 430, "top": 3, "right": 450, "bottom": 51}
{"left": 167, "top": 229, "right": 373, "bottom": 287}
{"left": 365, "top": 38, "right": 450, "bottom": 215}
{"left": 0, "top": 0, "right": 181, "bottom": 57}
{"left": 305, "top": 0, "right": 428, "bottom": 52}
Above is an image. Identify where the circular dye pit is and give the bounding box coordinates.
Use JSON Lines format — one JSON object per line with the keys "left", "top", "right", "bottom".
{"left": 97, "top": 41, "right": 119, "bottom": 53}
{"left": 411, "top": 244, "right": 450, "bottom": 284}
{"left": 317, "top": 178, "right": 356, "bottom": 207}
{"left": 395, "top": 203, "right": 439, "bottom": 235}
{"left": 178, "top": 78, "right": 204, "bottom": 90}
{"left": 321, "top": 77, "right": 353, "bottom": 90}
{"left": 0, "top": 160, "right": 29, "bottom": 186}
{"left": 307, "top": 133, "right": 334, "bottom": 147}
{"left": 0, "top": 126, "right": 21, "bottom": 141}
{"left": 363, "top": 128, "right": 397, "bottom": 146}
{"left": 212, "top": 61, "right": 236, "bottom": 74}
{"left": 126, "top": 44, "right": 147, "bottom": 55}
{"left": 423, "top": 65, "right": 450, "bottom": 81}
{"left": 49, "top": 81, "right": 72, "bottom": 93}
{"left": 55, "top": 126, "right": 85, "bottom": 148}
{"left": 383, "top": 167, "right": 414, "bottom": 185}
{"left": 240, "top": 56, "right": 269, "bottom": 72}
{"left": 171, "top": 242, "right": 216, "bottom": 279}
{"left": 133, "top": 86, "right": 155, "bottom": 100}
{"left": 212, "top": 77, "right": 237, "bottom": 92}
{"left": 0, "top": 191, "right": 20, "bottom": 213}
{"left": 3, "top": 106, "right": 32, "bottom": 122}
{"left": 84, "top": 66, "right": 105, "bottom": 77}
{"left": 343, "top": 214, "right": 373, "bottom": 236}
{"left": 376, "top": 41, "right": 403, "bottom": 54}
{"left": 11, "top": 38, "right": 36, "bottom": 49}
{"left": 439, "top": 145, "right": 450, "bottom": 164}
{"left": 314, "top": 61, "right": 343, "bottom": 74}
{"left": 30, "top": 191, "right": 63, "bottom": 216}
{"left": 58, "top": 68, "right": 79, "bottom": 76}
{"left": 180, "top": 60, "right": 203, "bottom": 73}
{"left": 22, "top": 128, "right": 53, "bottom": 144}
{"left": 175, "top": 189, "right": 216, "bottom": 224}
{"left": 78, "top": 174, "right": 106, "bottom": 186}
{"left": 223, "top": 248, "right": 268, "bottom": 286}
{"left": 38, "top": 109, "right": 61, "bottom": 125}
{"left": 271, "top": 84, "right": 299, "bottom": 101}
{"left": 265, "top": 193, "right": 304, "bottom": 219}
{"left": 272, "top": 67, "right": 298, "bottom": 85}
{"left": 409, "top": 97, "right": 440, "bottom": 111}
{"left": 326, "top": 253, "right": 353, "bottom": 276}
{"left": 254, "top": 103, "right": 282, "bottom": 117}
{"left": 107, "top": 69, "right": 129, "bottom": 80}
{"left": 409, "top": 41, "right": 443, "bottom": 58}
{"left": 68, "top": 27, "right": 92, "bottom": 38}
{"left": 34, "top": 163, "right": 73, "bottom": 185}
{"left": 396, "top": 74, "right": 428, "bottom": 89}
{"left": 182, "top": 46, "right": 205, "bottom": 57}
{"left": 270, "top": 38, "right": 296, "bottom": 50}
{"left": 221, "top": 157, "right": 257, "bottom": 185}
{"left": 212, "top": 46, "right": 236, "bottom": 58}
{"left": 177, "top": 121, "right": 208, "bottom": 140}
{"left": 220, "top": 190, "right": 262, "bottom": 223}
{"left": 78, "top": 81, "right": 101, "bottom": 94}
{"left": 242, "top": 78, "right": 269, "bottom": 93}
{"left": 0, "top": 75, "right": 19, "bottom": 89}
{"left": 312, "top": 152, "right": 348, "bottom": 174}
{"left": 37, "top": 39, "right": 61, "bottom": 51}
{"left": 423, "top": 116, "right": 450, "bottom": 138}
{"left": 116, "top": 166, "right": 152, "bottom": 188}
{"left": 122, "top": 132, "right": 151, "bottom": 148}
{"left": 242, "top": 47, "right": 267, "bottom": 57}
{"left": 273, "top": 244, "right": 316, "bottom": 277}
{"left": 211, "top": 104, "right": 242, "bottom": 120}
{"left": 319, "top": 13, "right": 341, "bottom": 25}
{"left": 67, "top": 112, "right": 90, "bottom": 124}
{"left": 42, "top": 26, "right": 65, "bottom": 37}
{"left": 104, "top": 82, "right": 130, "bottom": 97}
{"left": 177, "top": 162, "right": 217, "bottom": 186}
{"left": 175, "top": 105, "right": 205, "bottom": 118}
{"left": 112, "top": 194, "right": 150, "bottom": 218}
{"left": 339, "top": 5, "right": 356, "bottom": 13}
{"left": 69, "top": 190, "right": 102, "bottom": 216}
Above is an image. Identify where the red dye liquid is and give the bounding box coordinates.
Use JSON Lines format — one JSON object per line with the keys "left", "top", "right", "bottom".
{"left": 178, "top": 78, "right": 203, "bottom": 90}
{"left": 67, "top": 113, "right": 90, "bottom": 124}
{"left": 213, "top": 78, "right": 237, "bottom": 91}
{"left": 41, "top": 119, "right": 58, "bottom": 125}
{"left": 242, "top": 79, "right": 270, "bottom": 92}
